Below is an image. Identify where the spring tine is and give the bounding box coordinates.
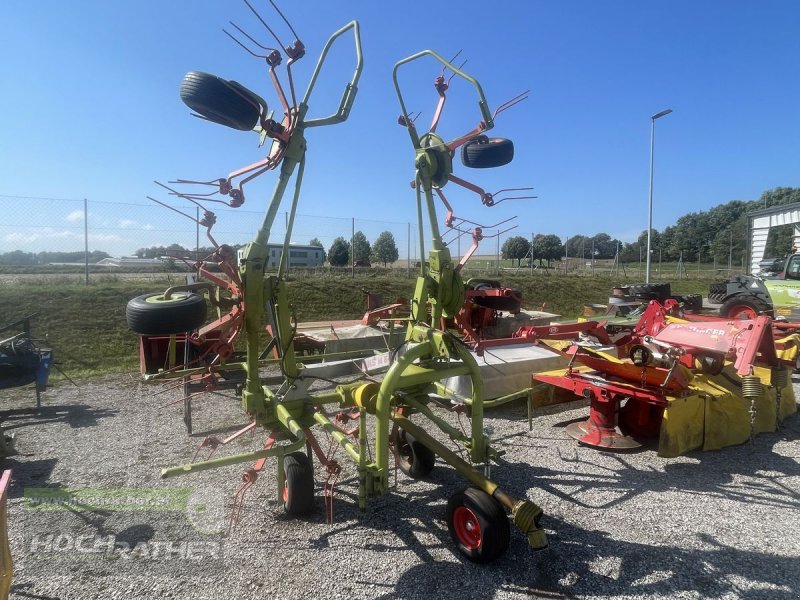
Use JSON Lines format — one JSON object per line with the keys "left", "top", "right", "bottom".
{"left": 228, "top": 21, "right": 279, "bottom": 53}
{"left": 243, "top": 0, "right": 285, "bottom": 52}
{"left": 268, "top": 0, "right": 301, "bottom": 43}
{"left": 146, "top": 197, "right": 197, "bottom": 222}
{"left": 171, "top": 178, "right": 221, "bottom": 187}
{"left": 441, "top": 49, "right": 463, "bottom": 77}
{"left": 492, "top": 90, "right": 530, "bottom": 119}
{"left": 447, "top": 58, "right": 467, "bottom": 85}
{"left": 223, "top": 27, "right": 268, "bottom": 59}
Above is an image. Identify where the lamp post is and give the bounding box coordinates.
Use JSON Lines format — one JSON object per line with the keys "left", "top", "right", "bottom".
{"left": 645, "top": 108, "right": 672, "bottom": 284}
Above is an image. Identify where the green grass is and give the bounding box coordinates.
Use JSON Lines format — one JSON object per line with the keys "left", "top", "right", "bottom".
{"left": 0, "top": 272, "right": 718, "bottom": 378}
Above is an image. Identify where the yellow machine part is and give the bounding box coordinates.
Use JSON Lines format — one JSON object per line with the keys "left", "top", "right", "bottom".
{"left": 658, "top": 364, "right": 796, "bottom": 457}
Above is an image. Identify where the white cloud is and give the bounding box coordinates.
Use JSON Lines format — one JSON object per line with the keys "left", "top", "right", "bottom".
{"left": 4, "top": 228, "right": 124, "bottom": 244}
{"left": 118, "top": 219, "right": 136, "bottom": 228}
{"left": 143, "top": 224, "right": 155, "bottom": 230}
{"left": 65, "top": 210, "right": 85, "bottom": 223}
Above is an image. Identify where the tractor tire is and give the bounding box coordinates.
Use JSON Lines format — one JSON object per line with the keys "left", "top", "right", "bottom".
{"left": 708, "top": 283, "right": 728, "bottom": 304}
{"left": 461, "top": 136, "right": 514, "bottom": 169}
{"left": 126, "top": 292, "right": 207, "bottom": 335}
{"left": 394, "top": 429, "right": 435, "bottom": 479}
{"left": 671, "top": 294, "right": 703, "bottom": 312}
{"left": 719, "top": 296, "right": 769, "bottom": 320}
{"left": 180, "top": 71, "right": 262, "bottom": 131}
{"left": 282, "top": 452, "right": 315, "bottom": 516}
{"left": 446, "top": 487, "right": 510, "bottom": 563}
{"left": 625, "top": 283, "right": 671, "bottom": 302}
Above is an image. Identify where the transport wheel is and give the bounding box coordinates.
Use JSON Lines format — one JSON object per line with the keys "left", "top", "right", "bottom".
{"left": 446, "top": 487, "right": 510, "bottom": 563}
{"left": 461, "top": 136, "right": 514, "bottom": 168}
{"left": 719, "top": 297, "right": 767, "bottom": 320}
{"left": 180, "top": 71, "right": 262, "bottom": 131}
{"left": 126, "top": 292, "right": 207, "bottom": 335}
{"left": 282, "top": 452, "right": 314, "bottom": 516}
{"left": 394, "top": 428, "right": 435, "bottom": 478}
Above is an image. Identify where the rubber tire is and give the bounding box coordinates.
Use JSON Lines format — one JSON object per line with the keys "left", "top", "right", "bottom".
{"left": 672, "top": 294, "right": 703, "bottom": 312}
{"left": 719, "top": 296, "right": 768, "bottom": 320}
{"left": 446, "top": 487, "right": 510, "bottom": 563}
{"left": 708, "top": 283, "right": 728, "bottom": 304}
{"left": 395, "top": 428, "right": 435, "bottom": 478}
{"left": 467, "top": 278, "right": 501, "bottom": 291}
{"left": 283, "top": 452, "right": 314, "bottom": 516}
{"left": 180, "top": 71, "right": 261, "bottom": 131}
{"left": 126, "top": 292, "right": 207, "bottom": 335}
{"left": 625, "top": 283, "right": 671, "bottom": 302}
{"left": 461, "top": 137, "right": 514, "bottom": 168}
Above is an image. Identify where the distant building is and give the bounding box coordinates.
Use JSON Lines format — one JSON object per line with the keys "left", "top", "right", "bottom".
{"left": 95, "top": 257, "right": 166, "bottom": 267}
{"left": 265, "top": 244, "right": 325, "bottom": 268}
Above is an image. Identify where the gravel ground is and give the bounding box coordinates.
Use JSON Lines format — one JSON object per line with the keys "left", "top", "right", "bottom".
{"left": 1, "top": 373, "right": 799, "bottom": 599}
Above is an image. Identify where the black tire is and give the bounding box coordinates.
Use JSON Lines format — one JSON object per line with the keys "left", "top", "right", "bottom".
{"left": 719, "top": 296, "right": 769, "bottom": 320}
{"left": 446, "top": 487, "right": 510, "bottom": 563}
{"left": 671, "top": 294, "right": 703, "bottom": 312}
{"left": 283, "top": 452, "right": 314, "bottom": 516}
{"left": 467, "top": 278, "right": 501, "bottom": 291}
{"left": 394, "top": 429, "right": 435, "bottom": 478}
{"left": 126, "top": 292, "right": 207, "bottom": 335}
{"left": 180, "top": 71, "right": 261, "bottom": 131}
{"left": 461, "top": 136, "right": 514, "bottom": 168}
{"left": 708, "top": 283, "right": 728, "bottom": 304}
{"left": 625, "top": 283, "right": 671, "bottom": 302}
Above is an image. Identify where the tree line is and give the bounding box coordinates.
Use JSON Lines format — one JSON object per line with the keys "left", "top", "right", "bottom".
{"left": 500, "top": 187, "right": 800, "bottom": 266}
{"left": 4, "top": 187, "right": 798, "bottom": 268}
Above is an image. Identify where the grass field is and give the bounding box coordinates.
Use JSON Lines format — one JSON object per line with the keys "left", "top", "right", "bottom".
{"left": 0, "top": 271, "right": 718, "bottom": 378}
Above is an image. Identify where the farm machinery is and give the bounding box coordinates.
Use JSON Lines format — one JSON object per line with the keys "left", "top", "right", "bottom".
{"left": 534, "top": 299, "right": 797, "bottom": 456}
{"left": 127, "top": 1, "right": 547, "bottom": 562}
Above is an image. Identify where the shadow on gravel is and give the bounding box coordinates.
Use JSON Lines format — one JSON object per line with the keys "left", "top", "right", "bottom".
{"left": 1, "top": 404, "right": 117, "bottom": 429}
{"left": 310, "top": 418, "right": 800, "bottom": 600}
{"left": 374, "top": 515, "right": 799, "bottom": 600}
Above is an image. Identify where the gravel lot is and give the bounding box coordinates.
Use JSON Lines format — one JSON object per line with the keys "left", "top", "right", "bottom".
{"left": 1, "top": 373, "right": 799, "bottom": 599}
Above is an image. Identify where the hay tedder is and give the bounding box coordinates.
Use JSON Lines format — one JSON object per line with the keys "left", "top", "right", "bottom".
{"left": 127, "top": 1, "right": 546, "bottom": 562}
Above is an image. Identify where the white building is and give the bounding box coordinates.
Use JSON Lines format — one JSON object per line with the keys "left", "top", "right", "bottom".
{"left": 266, "top": 244, "right": 325, "bottom": 268}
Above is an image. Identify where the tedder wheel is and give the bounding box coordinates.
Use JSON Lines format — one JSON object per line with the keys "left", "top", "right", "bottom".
{"left": 282, "top": 452, "right": 315, "bottom": 516}
{"left": 719, "top": 296, "right": 767, "bottom": 320}
{"left": 180, "top": 71, "right": 262, "bottom": 131}
{"left": 461, "top": 136, "right": 514, "bottom": 169}
{"left": 446, "top": 487, "right": 510, "bottom": 563}
{"left": 126, "top": 292, "right": 207, "bottom": 335}
{"left": 395, "top": 428, "right": 435, "bottom": 478}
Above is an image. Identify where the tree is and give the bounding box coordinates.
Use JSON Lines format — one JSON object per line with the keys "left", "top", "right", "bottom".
{"left": 328, "top": 237, "right": 350, "bottom": 267}
{"left": 352, "top": 231, "right": 371, "bottom": 263}
{"left": 501, "top": 236, "right": 531, "bottom": 266}
{"left": 371, "top": 231, "right": 399, "bottom": 266}
{"left": 530, "top": 234, "right": 563, "bottom": 267}
{"left": 309, "top": 237, "right": 326, "bottom": 262}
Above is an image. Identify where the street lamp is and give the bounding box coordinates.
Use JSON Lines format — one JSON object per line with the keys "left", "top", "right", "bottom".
{"left": 645, "top": 108, "right": 672, "bottom": 284}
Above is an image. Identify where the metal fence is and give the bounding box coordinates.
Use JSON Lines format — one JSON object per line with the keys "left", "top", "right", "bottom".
{"left": 0, "top": 195, "right": 423, "bottom": 264}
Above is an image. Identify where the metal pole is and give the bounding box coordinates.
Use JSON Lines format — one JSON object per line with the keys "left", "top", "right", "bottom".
{"left": 591, "top": 238, "right": 595, "bottom": 275}
{"left": 351, "top": 217, "right": 355, "bottom": 278}
{"left": 196, "top": 206, "right": 200, "bottom": 262}
{"left": 496, "top": 232, "right": 501, "bottom": 274}
{"left": 728, "top": 229, "right": 733, "bottom": 272}
{"left": 84, "top": 198, "right": 89, "bottom": 285}
{"left": 530, "top": 233, "right": 534, "bottom": 275}
{"left": 407, "top": 222, "right": 411, "bottom": 278}
{"left": 564, "top": 236, "right": 569, "bottom": 274}
{"left": 646, "top": 108, "right": 672, "bottom": 283}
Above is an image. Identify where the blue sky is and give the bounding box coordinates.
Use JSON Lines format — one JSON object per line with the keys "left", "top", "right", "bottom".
{"left": 1, "top": 1, "right": 798, "bottom": 257}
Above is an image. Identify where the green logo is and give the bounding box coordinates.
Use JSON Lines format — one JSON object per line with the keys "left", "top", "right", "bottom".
{"left": 24, "top": 488, "right": 191, "bottom": 511}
